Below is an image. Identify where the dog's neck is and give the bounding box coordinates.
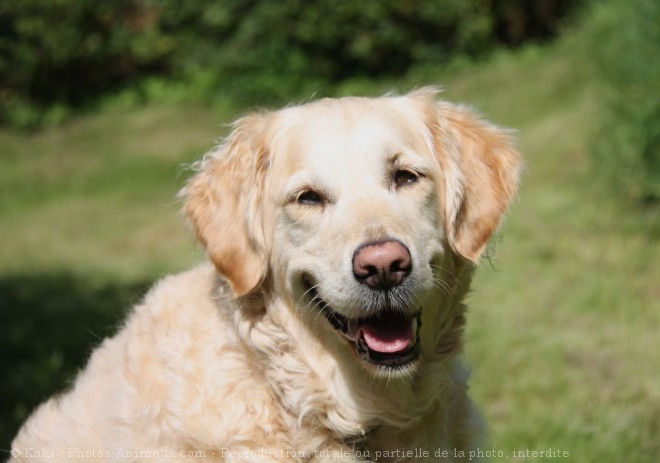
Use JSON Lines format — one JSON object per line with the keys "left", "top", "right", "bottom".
{"left": 223, "top": 254, "right": 475, "bottom": 453}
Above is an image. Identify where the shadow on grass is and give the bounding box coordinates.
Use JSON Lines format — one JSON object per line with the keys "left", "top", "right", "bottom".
{"left": 0, "top": 273, "right": 151, "bottom": 453}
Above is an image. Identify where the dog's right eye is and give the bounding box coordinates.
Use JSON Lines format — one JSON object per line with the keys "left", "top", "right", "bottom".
{"left": 297, "top": 190, "right": 325, "bottom": 206}
{"left": 394, "top": 169, "right": 419, "bottom": 188}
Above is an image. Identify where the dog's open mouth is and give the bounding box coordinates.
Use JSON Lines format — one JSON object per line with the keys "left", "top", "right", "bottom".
{"left": 305, "top": 279, "right": 421, "bottom": 369}
{"left": 325, "top": 307, "right": 421, "bottom": 368}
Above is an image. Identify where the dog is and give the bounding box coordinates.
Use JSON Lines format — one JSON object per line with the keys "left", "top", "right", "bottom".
{"left": 10, "top": 87, "right": 521, "bottom": 462}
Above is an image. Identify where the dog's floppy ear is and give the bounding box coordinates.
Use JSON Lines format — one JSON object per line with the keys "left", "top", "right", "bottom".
{"left": 180, "top": 113, "right": 270, "bottom": 296}
{"left": 425, "top": 94, "right": 521, "bottom": 263}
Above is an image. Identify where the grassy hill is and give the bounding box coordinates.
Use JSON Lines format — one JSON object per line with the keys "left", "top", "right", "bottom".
{"left": 1, "top": 37, "right": 658, "bottom": 460}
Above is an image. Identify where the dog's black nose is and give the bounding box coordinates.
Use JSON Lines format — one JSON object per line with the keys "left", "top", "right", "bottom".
{"left": 353, "top": 240, "right": 412, "bottom": 289}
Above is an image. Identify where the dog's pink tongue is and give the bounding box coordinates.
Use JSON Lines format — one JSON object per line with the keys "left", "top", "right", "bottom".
{"left": 361, "top": 320, "right": 413, "bottom": 354}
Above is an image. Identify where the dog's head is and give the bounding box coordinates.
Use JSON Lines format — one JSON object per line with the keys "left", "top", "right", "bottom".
{"left": 181, "top": 88, "right": 521, "bottom": 377}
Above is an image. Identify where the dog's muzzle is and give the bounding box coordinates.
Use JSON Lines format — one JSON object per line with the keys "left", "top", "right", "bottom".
{"left": 304, "top": 275, "right": 421, "bottom": 371}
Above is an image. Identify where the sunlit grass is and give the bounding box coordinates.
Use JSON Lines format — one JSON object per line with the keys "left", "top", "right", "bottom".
{"left": 458, "top": 42, "right": 659, "bottom": 463}
{"left": 0, "top": 104, "right": 223, "bottom": 280}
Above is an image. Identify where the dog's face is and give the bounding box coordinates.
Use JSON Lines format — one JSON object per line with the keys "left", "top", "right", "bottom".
{"left": 182, "top": 88, "right": 520, "bottom": 377}
{"left": 265, "top": 98, "right": 443, "bottom": 373}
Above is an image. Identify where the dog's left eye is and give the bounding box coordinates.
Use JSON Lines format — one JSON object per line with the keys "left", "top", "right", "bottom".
{"left": 394, "top": 169, "right": 419, "bottom": 188}
{"left": 297, "top": 190, "right": 325, "bottom": 206}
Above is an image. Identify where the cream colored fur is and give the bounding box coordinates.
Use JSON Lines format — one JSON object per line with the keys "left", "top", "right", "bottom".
{"left": 11, "top": 88, "right": 521, "bottom": 462}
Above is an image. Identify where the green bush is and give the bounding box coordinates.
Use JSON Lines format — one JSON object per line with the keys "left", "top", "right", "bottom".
{"left": 585, "top": 0, "right": 660, "bottom": 203}
{"left": 0, "top": 0, "right": 582, "bottom": 127}
{"left": 0, "top": 0, "right": 175, "bottom": 125}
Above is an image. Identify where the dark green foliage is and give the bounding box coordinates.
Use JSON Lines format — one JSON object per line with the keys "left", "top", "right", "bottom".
{"left": 585, "top": 0, "right": 660, "bottom": 204}
{"left": 0, "top": 0, "right": 581, "bottom": 126}
{"left": 0, "top": 274, "right": 150, "bottom": 451}
{"left": 0, "top": 0, "right": 176, "bottom": 125}
{"left": 491, "top": 0, "right": 578, "bottom": 44}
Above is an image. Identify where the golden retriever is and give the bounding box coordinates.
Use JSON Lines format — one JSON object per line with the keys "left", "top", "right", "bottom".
{"left": 11, "top": 88, "right": 521, "bottom": 462}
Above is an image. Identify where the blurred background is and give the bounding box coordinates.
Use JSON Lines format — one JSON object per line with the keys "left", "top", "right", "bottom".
{"left": 0, "top": 0, "right": 658, "bottom": 459}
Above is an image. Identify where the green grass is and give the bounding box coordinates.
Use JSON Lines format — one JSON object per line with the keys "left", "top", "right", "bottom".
{"left": 452, "top": 45, "right": 659, "bottom": 461}
{"left": 1, "top": 40, "right": 658, "bottom": 461}
{"left": 0, "top": 104, "right": 227, "bottom": 280}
